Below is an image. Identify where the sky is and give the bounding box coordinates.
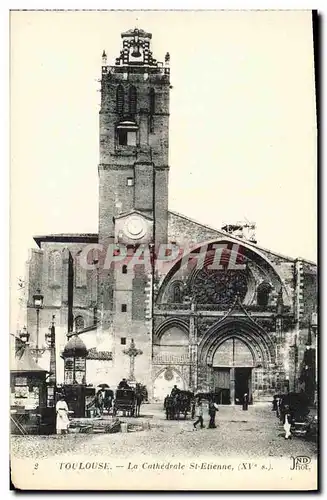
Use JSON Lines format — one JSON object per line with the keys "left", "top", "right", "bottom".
{"left": 10, "top": 10, "right": 317, "bottom": 325}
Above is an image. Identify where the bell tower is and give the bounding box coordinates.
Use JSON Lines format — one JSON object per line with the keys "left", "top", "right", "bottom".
{"left": 97, "top": 29, "right": 170, "bottom": 388}
{"left": 98, "top": 28, "right": 170, "bottom": 249}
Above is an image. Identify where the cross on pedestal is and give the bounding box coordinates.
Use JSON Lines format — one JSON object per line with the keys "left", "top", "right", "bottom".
{"left": 123, "top": 338, "right": 143, "bottom": 381}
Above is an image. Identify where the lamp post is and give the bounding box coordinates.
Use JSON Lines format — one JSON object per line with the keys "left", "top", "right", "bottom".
{"left": 293, "top": 339, "right": 299, "bottom": 392}
{"left": 45, "top": 315, "right": 56, "bottom": 407}
{"left": 33, "top": 289, "right": 44, "bottom": 364}
{"left": 311, "top": 311, "right": 318, "bottom": 406}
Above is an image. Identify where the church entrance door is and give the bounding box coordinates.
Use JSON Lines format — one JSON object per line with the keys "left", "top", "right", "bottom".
{"left": 211, "top": 337, "right": 254, "bottom": 405}
{"left": 234, "top": 368, "right": 252, "bottom": 405}
{"left": 213, "top": 368, "right": 231, "bottom": 404}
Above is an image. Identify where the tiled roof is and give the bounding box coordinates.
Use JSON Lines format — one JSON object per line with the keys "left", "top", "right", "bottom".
{"left": 87, "top": 348, "right": 112, "bottom": 361}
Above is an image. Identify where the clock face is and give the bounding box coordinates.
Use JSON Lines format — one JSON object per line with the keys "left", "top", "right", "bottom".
{"left": 192, "top": 268, "right": 248, "bottom": 306}
{"left": 124, "top": 215, "right": 147, "bottom": 240}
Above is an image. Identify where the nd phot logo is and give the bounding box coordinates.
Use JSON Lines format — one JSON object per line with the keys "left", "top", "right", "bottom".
{"left": 290, "top": 456, "right": 311, "bottom": 471}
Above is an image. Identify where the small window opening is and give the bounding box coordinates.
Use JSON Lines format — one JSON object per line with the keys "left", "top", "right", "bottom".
{"left": 122, "top": 265, "right": 128, "bottom": 274}
{"left": 257, "top": 282, "right": 271, "bottom": 307}
{"left": 172, "top": 284, "right": 182, "bottom": 303}
{"left": 127, "top": 177, "right": 134, "bottom": 187}
{"left": 117, "top": 129, "right": 136, "bottom": 146}
{"left": 121, "top": 304, "right": 127, "bottom": 312}
{"left": 121, "top": 337, "right": 126, "bottom": 345}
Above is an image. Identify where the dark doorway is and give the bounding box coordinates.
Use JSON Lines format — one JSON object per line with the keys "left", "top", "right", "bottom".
{"left": 213, "top": 368, "right": 231, "bottom": 405}
{"left": 235, "top": 368, "right": 252, "bottom": 405}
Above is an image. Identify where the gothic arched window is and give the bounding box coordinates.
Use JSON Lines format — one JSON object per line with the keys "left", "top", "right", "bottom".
{"left": 48, "top": 251, "right": 62, "bottom": 286}
{"left": 75, "top": 253, "right": 87, "bottom": 288}
{"left": 172, "top": 283, "right": 182, "bottom": 303}
{"left": 75, "top": 315, "right": 85, "bottom": 332}
{"left": 128, "top": 86, "right": 137, "bottom": 117}
{"left": 257, "top": 282, "right": 272, "bottom": 307}
{"left": 116, "top": 85, "right": 124, "bottom": 115}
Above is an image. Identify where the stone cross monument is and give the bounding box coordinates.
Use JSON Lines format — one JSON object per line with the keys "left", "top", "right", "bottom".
{"left": 123, "top": 338, "right": 143, "bottom": 381}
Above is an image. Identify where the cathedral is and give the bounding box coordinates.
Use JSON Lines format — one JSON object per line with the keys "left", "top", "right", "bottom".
{"left": 23, "top": 28, "right": 317, "bottom": 403}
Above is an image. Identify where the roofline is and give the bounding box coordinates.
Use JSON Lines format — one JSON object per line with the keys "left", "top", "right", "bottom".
{"left": 32, "top": 212, "right": 316, "bottom": 266}
{"left": 67, "top": 324, "right": 97, "bottom": 338}
{"left": 168, "top": 210, "right": 317, "bottom": 266}
{"left": 34, "top": 233, "right": 98, "bottom": 247}
{"left": 114, "top": 209, "right": 153, "bottom": 222}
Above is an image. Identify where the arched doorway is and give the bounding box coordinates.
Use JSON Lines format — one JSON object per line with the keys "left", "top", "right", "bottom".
{"left": 153, "top": 367, "right": 186, "bottom": 402}
{"left": 198, "top": 318, "right": 275, "bottom": 405}
{"left": 212, "top": 338, "right": 255, "bottom": 405}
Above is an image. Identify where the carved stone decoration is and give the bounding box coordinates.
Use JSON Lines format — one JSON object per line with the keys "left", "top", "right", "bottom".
{"left": 254, "top": 318, "right": 276, "bottom": 333}
{"left": 164, "top": 366, "right": 174, "bottom": 381}
{"left": 196, "top": 317, "right": 217, "bottom": 338}
{"left": 192, "top": 268, "right": 248, "bottom": 306}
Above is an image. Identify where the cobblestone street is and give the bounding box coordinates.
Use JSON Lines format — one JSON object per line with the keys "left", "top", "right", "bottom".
{"left": 11, "top": 403, "right": 317, "bottom": 461}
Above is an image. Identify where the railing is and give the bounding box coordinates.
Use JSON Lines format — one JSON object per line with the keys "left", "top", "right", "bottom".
{"left": 155, "top": 303, "right": 190, "bottom": 311}
{"left": 155, "top": 303, "right": 291, "bottom": 314}
{"left": 152, "top": 354, "right": 190, "bottom": 365}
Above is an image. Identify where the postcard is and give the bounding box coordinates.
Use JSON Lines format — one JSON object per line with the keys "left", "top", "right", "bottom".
{"left": 10, "top": 9, "right": 318, "bottom": 491}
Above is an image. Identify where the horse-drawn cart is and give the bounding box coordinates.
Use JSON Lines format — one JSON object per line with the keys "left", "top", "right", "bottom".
{"left": 113, "top": 389, "right": 136, "bottom": 417}
{"left": 165, "top": 390, "right": 194, "bottom": 420}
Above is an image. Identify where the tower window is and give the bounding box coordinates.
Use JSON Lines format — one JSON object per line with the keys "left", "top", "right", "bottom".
{"left": 116, "top": 85, "right": 124, "bottom": 116}
{"left": 121, "top": 304, "right": 127, "bottom": 312}
{"left": 117, "top": 129, "right": 136, "bottom": 146}
{"left": 127, "top": 177, "right": 134, "bottom": 187}
{"left": 122, "top": 264, "right": 128, "bottom": 274}
{"left": 121, "top": 337, "right": 126, "bottom": 345}
{"left": 129, "top": 86, "right": 137, "bottom": 117}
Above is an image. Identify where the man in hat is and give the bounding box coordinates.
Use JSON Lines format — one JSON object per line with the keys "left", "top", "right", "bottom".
{"left": 118, "top": 378, "right": 130, "bottom": 389}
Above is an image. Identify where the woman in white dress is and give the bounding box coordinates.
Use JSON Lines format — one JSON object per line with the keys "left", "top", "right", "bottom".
{"left": 56, "top": 396, "right": 70, "bottom": 435}
{"left": 283, "top": 408, "right": 292, "bottom": 439}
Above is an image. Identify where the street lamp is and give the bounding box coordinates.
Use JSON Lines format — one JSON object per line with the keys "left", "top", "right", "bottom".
{"left": 311, "top": 311, "right": 318, "bottom": 406}
{"left": 33, "top": 289, "right": 44, "bottom": 364}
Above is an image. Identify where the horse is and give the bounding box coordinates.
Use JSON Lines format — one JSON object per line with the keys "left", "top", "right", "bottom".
{"left": 169, "top": 391, "right": 192, "bottom": 420}
{"left": 103, "top": 389, "right": 114, "bottom": 414}
{"left": 164, "top": 396, "right": 175, "bottom": 420}
{"left": 134, "top": 384, "right": 147, "bottom": 417}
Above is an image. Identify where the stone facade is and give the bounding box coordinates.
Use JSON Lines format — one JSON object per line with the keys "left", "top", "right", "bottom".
{"left": 22, "top": 28, "right": 317, "bottom": 403}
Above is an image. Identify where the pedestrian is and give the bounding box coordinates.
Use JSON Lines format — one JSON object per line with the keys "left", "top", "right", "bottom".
{"left": 284, "top": 408, "right": 292, "bottom": 439}
{"left": 242, "top": 393, "right": 249, "bottom": 411}
{"left": 95, "top": 389, "right": 104, "bottom": 416}
{"left": 171, "top": 385, "right": 179, "bottom": 397}
{"left": 191, "top": 397, "right": 196, "bottom": 420}
{"left": 193, "top": 399, "right": 204, "bottom": 430}
{"left": 118, "top": 378, "right": 130, "bottom": 389}
{"left": 208, "top": 398, "right": 219, "bottom": 428}
{"left": 56, "top": 395, "right": 70, "bottom": 435}
{"left": 272, "top": 395, "right": 278, "bottom": 411}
